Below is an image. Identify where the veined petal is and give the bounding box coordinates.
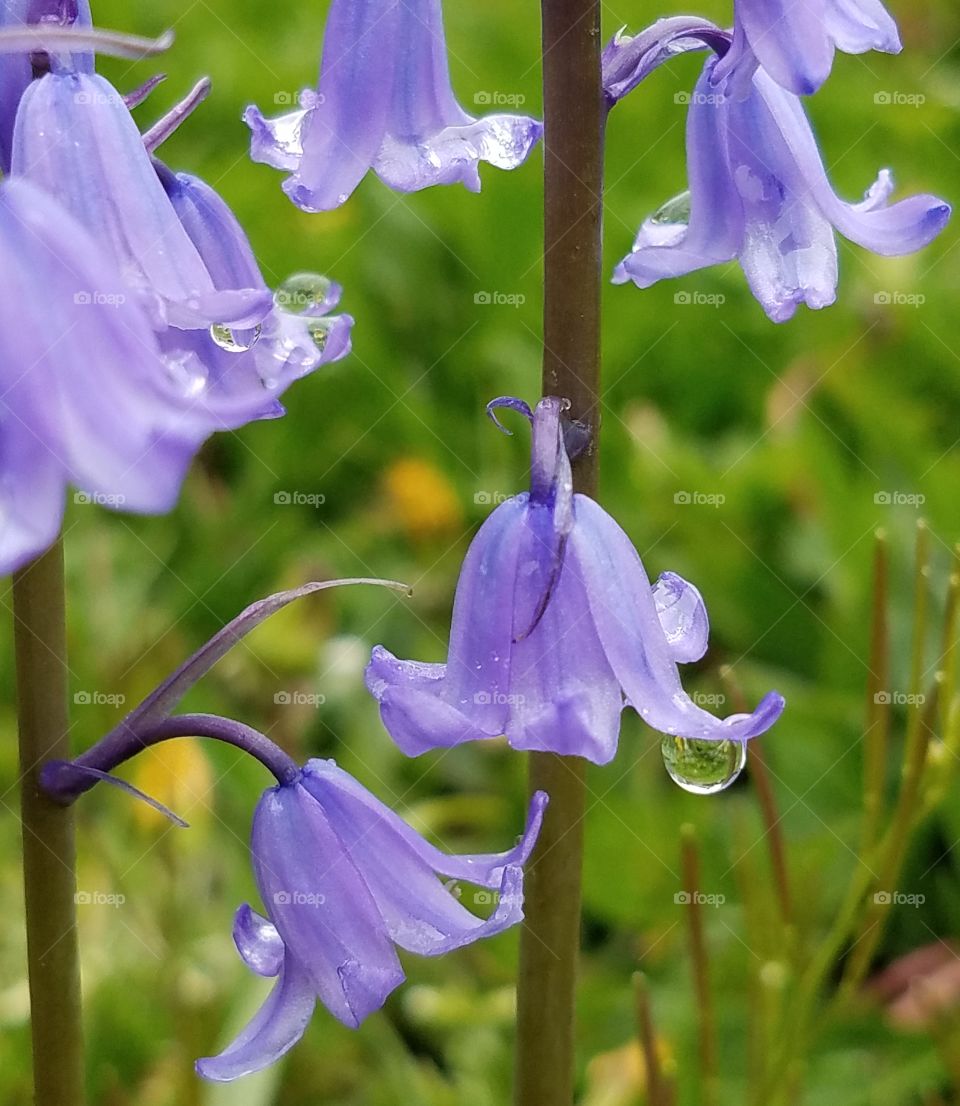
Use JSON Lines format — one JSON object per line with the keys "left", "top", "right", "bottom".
{"left": 755, "top": 71, "right": 950, "bottom": 256}
{"left": 301, "top": 760, "right": 546, "bottom": 889}
{"left": 365, "top": 648, "right": 503, "bottom": 756}
{"left": 0, "top": 404, "right": 65, "bottom": 576}
{"left": 570, "top": 495, "right": 784, "bottom": 743}
{"left": 653, "top": 572, "right": 709, "bottom": 663}
{"left": 825, "top": 0, "right": 900, "bottom": 55}
{"left": 159, "top": 165, "right": 352, "bottom": 422}
{"left": 13, "top": 72, "right": 268, "bottom": 328}
{"left": 278, "top": 0, "right": 399, "bottom": 211}
{"left": 234, "top": 904, "right": 284, "bottom": 977}
{"left": 367, "top": 493, "right": 527, "bottom": 747}
{"left": 613, "top": 60, "right": 743, "bottom": 288}
{"left": 506, "top": 505, "right": 625, "bottom": 766}
{"left": 725, "top": 76, "right": 839, "bottom": 321}
{"left": 251, "top": 782, "right": 403, "bottom": 1027}
{"left": 737, "top": 0, "right": 833, "bottom": 95}
{"left": 301, "top": 761, "right": 532, "bottom": 956}
{"left": 0, "top": 178, "right": 201, "bottom": 572}
{"left": 195, "top": 958, "right": 315, "bottom": 1083}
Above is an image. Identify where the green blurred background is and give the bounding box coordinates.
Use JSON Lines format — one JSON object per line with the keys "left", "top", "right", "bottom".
{"left": 2, "top": 0, "right": 960, "bottom": 1102}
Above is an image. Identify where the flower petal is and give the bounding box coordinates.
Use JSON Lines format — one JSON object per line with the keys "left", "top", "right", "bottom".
{"left": 301, "top": 761, "right": 534, "bottom": 956}
{"left": 825, "top": 0, "right": 900, "bottom": 55}
{"left": 613, "top": 60, "right": 743, "bottom": 287}
{"left": 755, "top": 72, "right": 950, "bottom": 256}
{"left": 653, "top": 572, "right": 709, "bottom": 663}
{"left": 234, "top": 904, "right": 284, "bottom": 977}
{"left": 0, "top": 177, "right": 202, "bottom": 573}
{"left": 195, "top": 958, "right": 315, "bottom": 1083}
{"left": 13, "top": 72, "right": 269, "bottom": 328}
{"left": 725, "top": 78, "right": 839, "bottom": 321}
{"left": 367, "top": 494, "right": 529, "bottom": 750}
{"left": 277, "top": 0, "right": 399, "bottom": 211}
{"left": 570, "top": 494, "right": 784, "bottom": 742}
{"left": 365, "top": 649, "right": 502, "bottom": 756}
{"left": 737, "top": 0, "right": 833, "bottom": 95}
{"left": 0, "top": 403, "right": 65, "bottom": 576}
{"left": 506, "top": 507, "right": 625, "bottom": 765}
{"left": 251, "top": 781, "right": 404, "bottom": 1027}
{"left": 302, "top": 760, "right": 547, "bottom": 888}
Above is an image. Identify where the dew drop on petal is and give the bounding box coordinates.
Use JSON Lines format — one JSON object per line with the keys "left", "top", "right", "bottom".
{"left": 274, "top": 272, "right": 333, "bottom": 316}
{"left": 650, "top": 189, "right": 691, "bottom": 226}
{"left": 660, "top": 735, "right": 746, "bottom": 795}
{"left": 210, "top": 322, "right": 262, "bottom": 352}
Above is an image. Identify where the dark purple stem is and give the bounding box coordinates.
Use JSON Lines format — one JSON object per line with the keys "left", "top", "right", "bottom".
{"left": 41, "top": 713, "right": 299, "bottom": 804}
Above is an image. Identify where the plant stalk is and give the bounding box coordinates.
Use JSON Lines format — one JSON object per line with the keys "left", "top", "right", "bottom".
{"left": 13, "top": 539, "right": 85, "bottom": 1106}
{"left": 514, "top": 1, "right": 603, "bottom": 1102}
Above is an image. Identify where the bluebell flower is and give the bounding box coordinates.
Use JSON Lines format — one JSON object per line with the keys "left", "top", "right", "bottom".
{"left": 714, "top": 0, "right": 901, "bottom": 96}
{"left": 244, "top": 0, "right": 542, "bottom": 212}
{"left": 0, "top": 178, "right": 209, "bottom": 573}
{"left": 605, "top": 29, "right": 950, "bottom": 323}
{"left": 197, "top": 761, "right": 546, "bottom": 1081}
{"left": 366, "top": 398, "right": 784, "bottom": 766}
{"left": 38, "top": 578, "right": 546, "bottom": 1083}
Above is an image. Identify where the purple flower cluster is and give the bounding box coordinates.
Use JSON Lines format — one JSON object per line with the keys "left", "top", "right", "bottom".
{"left": 0, "top": 2, "right": 352, "bottom": 574}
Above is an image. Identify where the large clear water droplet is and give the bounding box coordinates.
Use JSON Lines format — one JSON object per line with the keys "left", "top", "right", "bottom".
{"left": 275, "top": 272, "right": 333, "bottom": 316}
{"left": 650, "top": 189, "right": 691, "bottom": 226}
{"left": 210, "top": 322, "right": 261, "bottom": 352}
{"left": 660, "top": 735, "right": 746, "bottom": 795}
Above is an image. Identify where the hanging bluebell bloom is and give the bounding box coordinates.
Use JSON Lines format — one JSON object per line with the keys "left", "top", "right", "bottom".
{"left": 244, "top": 0, "right": 542, "bottom": 212}
{"left": 604, "top": 23, "right": 950, "bottom": 322}
{"left": 40, "top": 580, "right": 547, "bottom": 1081}
{"left": 366, "top": 398, "right": 784, "bottom": 766}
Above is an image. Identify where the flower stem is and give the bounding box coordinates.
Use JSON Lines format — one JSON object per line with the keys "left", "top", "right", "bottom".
{"left": 514, "top": 1, "right": 603, "bottom": 1103}
{"left": 13, "top": 539, "right": 85, "bottom": 1106}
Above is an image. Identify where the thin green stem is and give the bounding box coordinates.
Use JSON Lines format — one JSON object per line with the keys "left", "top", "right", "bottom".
{"left": 862, "top": 529, "right": 890, "bottom": 854}
{"left": 514, "top": 1, "right": 602, "bottom": 1102}
{"left": 13, "top": 539, "right": 85, "bottom": 1106}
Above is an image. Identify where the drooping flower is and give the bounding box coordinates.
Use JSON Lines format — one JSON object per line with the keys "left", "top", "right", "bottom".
{"left": 0, "top": 18, "right": 355, "bottom": 568}
{"left": 197, "top": 761, "right": 546, "bottom": 1081}
{"left": 38, "top": 579, "right": 546, "bottom": 1082}
{"left": 0, "top": 177, "right": 210, "bottom": 574}
{"left": 244, "top": 0, "right": 542, "bottom": 212}
{"left": 604, "top": 28, "right": 951, "bottom": 323}
{"left": 366, "top": 397, "right": 784, "bottom": 766}
{"left": 714, "top": 0, "right": 901, "bottom": 96}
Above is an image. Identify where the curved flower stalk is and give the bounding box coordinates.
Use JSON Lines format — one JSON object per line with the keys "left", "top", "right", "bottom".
{"left": 366, "top": 397, "right": 784, "bottom": 766}
{"left": 714, "top": 0, "right": 901, "bottom": 96}
{"left": 40, "top": 578, "right": 545, "bottom": 1081}
{"left": 0, "top": 178, "right": 209, "bottom": 575}
{"left": 604, "top": 26, "right": 950, "bottom": 323}
{"left": 244, "top": 0, "right": 543, "bottom": 212}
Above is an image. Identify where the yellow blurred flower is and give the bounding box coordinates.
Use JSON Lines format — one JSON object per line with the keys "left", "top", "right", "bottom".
{"left": 131, "top": 739, "right": 214, "bottom": 831}
{"left": 382, "top": 457, "right": 464, "bottom": 542}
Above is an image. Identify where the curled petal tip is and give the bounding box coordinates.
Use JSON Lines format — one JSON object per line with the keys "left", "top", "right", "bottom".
{"left": 486, "top": 396, "right": 534, "bottom": 435}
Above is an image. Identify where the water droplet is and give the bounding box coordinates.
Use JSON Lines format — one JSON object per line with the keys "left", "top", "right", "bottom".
{"left": 307, "top": 318, "right": 331, "bottom": 353}
{"left": 650, "top": 190, "right": 691, "bottom": 226}
{"left": 210, "top": 322, "right": 261, "bottom": 352}
{"left": 274, "top": 272, "right": 334, "bottom": 316}
{"left": 660, "top": 735, "right": 745, "bottom": 795}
